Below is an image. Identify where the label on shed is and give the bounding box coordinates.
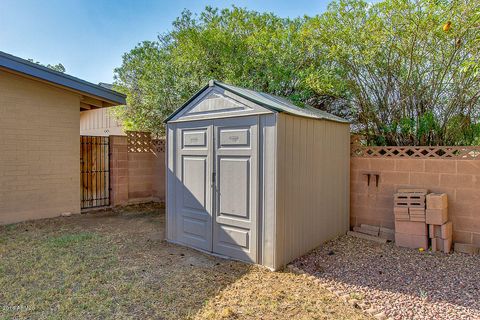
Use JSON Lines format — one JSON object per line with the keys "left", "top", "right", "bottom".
{"left": 219, "top": 128, "right": 249, "bottom": 147}
{"left": 183, "top": 130, "right": 206, "bottom": 147}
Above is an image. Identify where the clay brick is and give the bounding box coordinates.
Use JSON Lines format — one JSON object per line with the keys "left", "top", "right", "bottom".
{"left": 395, "top": 233, "right": 428, "bottom": 249}
{"left": 454, "top": 243, "right": 480, "bottom": 255}
{"left": 429, "top": 221, "right": 452, "bottom": 239}
{"left": 426, "top": 208, "right": 448, "bottom": 225}
{"left": 431, "top": 237, "right": 452, "bottom": 253}
{"left": 395, "top": 221, "right": 428, "bottom": 236}
{"left": 426, "top": 193, "right": 448, "bottom": 209}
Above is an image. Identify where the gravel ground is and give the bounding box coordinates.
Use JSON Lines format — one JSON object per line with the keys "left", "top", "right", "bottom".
{"left": 292, "top": 235, "right": 480, "bottom": 320}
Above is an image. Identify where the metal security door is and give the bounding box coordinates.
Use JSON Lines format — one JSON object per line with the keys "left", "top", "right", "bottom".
{"left": 175, "top": 121, "right": 213, "bottom": 251}
{"left": 80, "top": 136, "right": 110, "bottom": 209}
{"left": 212, "top": 116, "right": 258, "bottom": 262}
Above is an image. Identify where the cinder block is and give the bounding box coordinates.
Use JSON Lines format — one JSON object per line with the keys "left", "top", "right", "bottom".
{"left": 397, "top": 188, "right": 428, "bottom": 194}
{"left": 353, "top": 226, "right": 379, "bottom": 237}
{"left": 379, "top": 227, "right": 395, "bottom": 241}
{"left": 395, "top": 193, "right": 426, "bottom": 202}
{"left": 426, "top": 193, "right": 448, "bottom": 209}
{"left": 454, "top": 243, "right": 480, "bottom": 255}
{"left": 395, "top": 221, "right": 428, "bottom": 236}
{"left": 426, "top": 208, "right": 448, "bottom": 225}
{"left": 395, "top": 233, "right": 428, "bottom": 249}
{"left": 429, "top": 221, "right": 452, "bottom": 239}
{"left": 431, "top": 237, "right": 452, "bottom": 253}
{"left": 395, "top": 214, "right": 410, "bottom": 221}
{"left": 360, "top": 224, "right": 380, "bottom": 232}
{"left": 394, "top": 199, "right": 410, "bottom": 207}
{"left": 394, "top": 207, "right": 408, "bottom": 213}
{"left": 394, "top": 207, "right": 409, "bottom": 220}
{"left": 410, "top": 215, "right": 426, "bottom": 222}
{"left": 409, "top": 208, "right": 426, "bottom": 222}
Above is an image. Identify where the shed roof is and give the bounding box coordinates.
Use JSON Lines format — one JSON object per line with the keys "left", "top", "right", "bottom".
{"left": 0, "top": 51, "right": 126, "bottom": 105}
{"left": 165, "top": 80, "right": 348, "bottom": 123}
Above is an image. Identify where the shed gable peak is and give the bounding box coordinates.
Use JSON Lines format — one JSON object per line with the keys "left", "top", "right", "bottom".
{"left": 186, "top": 90, "right": 252, "bottom": 116}
{"left": 169, "top": 86, "right": 272, "bottom": 122}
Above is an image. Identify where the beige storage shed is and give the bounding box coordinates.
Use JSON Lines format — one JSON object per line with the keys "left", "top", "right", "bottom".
{"left": 165, "top": 80, "right": 350, "bottom": 270}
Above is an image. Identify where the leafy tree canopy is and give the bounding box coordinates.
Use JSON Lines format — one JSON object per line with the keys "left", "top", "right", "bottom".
{"left": 28, "top": 59, "right": 66, "bottom": 73}
{"left": 114, "top": 0, "right": 479, "bottom": 145}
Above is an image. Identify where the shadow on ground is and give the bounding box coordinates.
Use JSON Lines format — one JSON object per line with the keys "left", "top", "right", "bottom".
{"left": 0, "top": 203, "right": 369, "bottom": 320}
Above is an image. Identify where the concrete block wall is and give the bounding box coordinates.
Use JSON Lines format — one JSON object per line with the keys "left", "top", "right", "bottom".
{"left": 351, "top": 157, "right": 480, "bottom": 246}
{"left": 109, "top": 136, "right": 165, "bottom": 206}
{"left": 0, "top": 70, "right": 81, "bottom": 224}
{"left": 109, "top": 136, "right": 129, "bottom": 206}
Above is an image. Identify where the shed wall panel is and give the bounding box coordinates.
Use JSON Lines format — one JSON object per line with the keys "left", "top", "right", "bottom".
{"left": 259, "top": 114, "right": 277, "bottom": 269}
{"left": 276, "top": 114, "right": 349, "bottom": 267}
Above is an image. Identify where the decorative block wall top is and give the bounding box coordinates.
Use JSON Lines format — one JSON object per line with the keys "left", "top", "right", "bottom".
{"left": 126, "top": 131, "right": 166, "bottom": 154}
{"left": 351, "top": 145, "right": 480, "bottom": 160}
{"left": 152, "top": 139, "right": 166, "bottom": 153}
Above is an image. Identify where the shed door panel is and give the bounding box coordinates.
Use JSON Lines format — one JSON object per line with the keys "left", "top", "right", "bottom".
{"left": 175, "top": 121, "right": 213, "bottom": 251}
{"left": 213, "top": 117, "right": 258, "bottom": 262}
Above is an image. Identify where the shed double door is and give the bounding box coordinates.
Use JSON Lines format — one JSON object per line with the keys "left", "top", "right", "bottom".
{"left": 175, "top": 116, "right": 258, "bottom": 262}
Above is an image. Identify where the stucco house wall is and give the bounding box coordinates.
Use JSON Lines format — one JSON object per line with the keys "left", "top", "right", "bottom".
{"left": 0, "top": 69, "right": 81, "bottom": 224}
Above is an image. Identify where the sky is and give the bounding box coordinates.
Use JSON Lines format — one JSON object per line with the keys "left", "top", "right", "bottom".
{"left": 0, "top": 0, "right": 331, "bottom": 85}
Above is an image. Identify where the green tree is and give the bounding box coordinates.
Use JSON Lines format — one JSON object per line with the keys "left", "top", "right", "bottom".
{"left": 28, "top": 59, "right": 66, "bottom": 73}
{"left": 302, "top": 0, "right": 480, "bottom": 145}
{"left": 113, "top": 6, "right": 335, "bottom": 136}
{"left": 114, "top": 1, "right": 479, "bottom": 145}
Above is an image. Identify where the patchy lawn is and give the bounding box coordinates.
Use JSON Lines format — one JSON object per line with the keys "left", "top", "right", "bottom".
{"left": 293, "top": 235, "right": 480, "bottom": 320}
{"left": 0, "top": 203, "right": 369, "bottom": 320}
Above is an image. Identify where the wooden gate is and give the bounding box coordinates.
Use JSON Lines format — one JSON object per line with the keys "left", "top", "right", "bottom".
{"left": 80, "top": 136, "right": 110, "bottom": 209}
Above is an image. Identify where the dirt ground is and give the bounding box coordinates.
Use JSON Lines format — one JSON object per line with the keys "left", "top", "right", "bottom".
{"left": 0, "top": 203, "right": 369, "bottom": 320}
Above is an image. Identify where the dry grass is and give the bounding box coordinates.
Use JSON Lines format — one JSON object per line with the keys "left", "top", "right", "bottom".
{"left": 0, "top": 203, "right": 369, "bottom": 320}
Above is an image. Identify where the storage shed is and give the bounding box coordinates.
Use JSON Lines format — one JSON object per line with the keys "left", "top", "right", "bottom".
{"left": 165, "top": 80, "right": 350, "bottom": 270}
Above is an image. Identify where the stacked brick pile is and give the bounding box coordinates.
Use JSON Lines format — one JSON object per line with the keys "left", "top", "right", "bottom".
{"left": 427, "top": 193, "right": 452, "bottom": 253}
{"left": 394, "top": 189, "right": 428, "bottom": 249}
